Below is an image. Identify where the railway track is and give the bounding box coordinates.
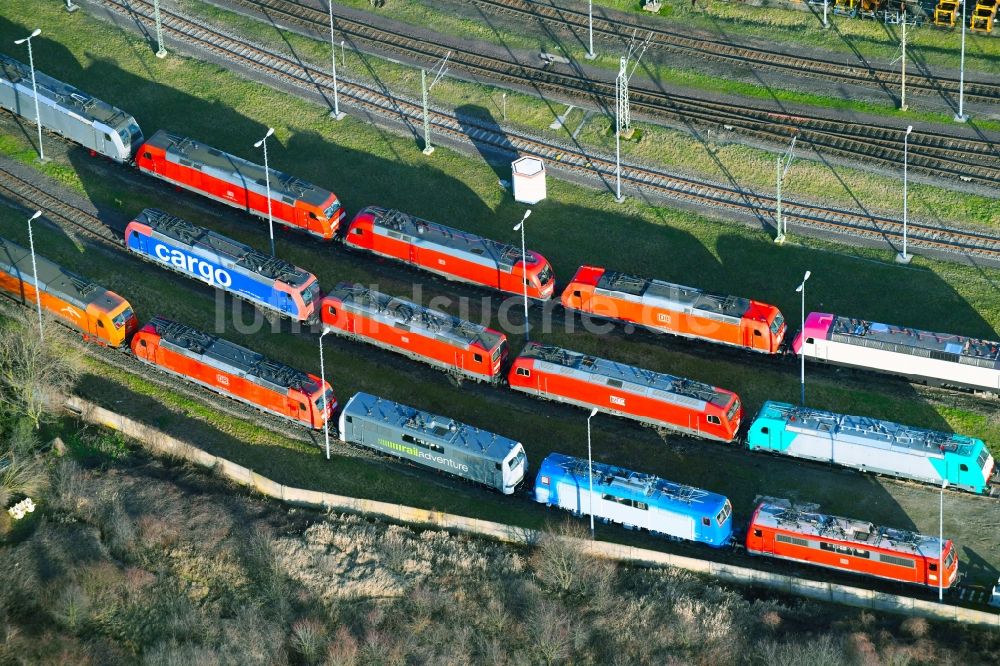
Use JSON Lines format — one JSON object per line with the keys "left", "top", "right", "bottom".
{"left": 1, "top": 156, "right": 998, "bottom": 504}
{"left": 468, "top": 0, "right": 1000, "bottom": 104}
{"left": 219, "top": 0, "right": 1000, "bottom": 187}
{"left": 91, "top": 0, "right": 1000, "bottom": 263}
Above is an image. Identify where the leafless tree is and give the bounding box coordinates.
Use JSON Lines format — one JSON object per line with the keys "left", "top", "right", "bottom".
{"left": 0, "top": 313, "right": 82, "bottom": 429}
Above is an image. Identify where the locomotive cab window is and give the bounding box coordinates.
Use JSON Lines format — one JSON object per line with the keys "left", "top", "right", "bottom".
{"left": 299, "top": 403, "right": 307, "bottom": 412}
{"left": 702, "top": 518, "right": 711, "bottom": 527}
{"left": 573, "top": 290, "right": 581, "bottom": 298}
{"left": 754, "top": 330, "right": 762, "bottom": 336}
{"left": 352, "top": 228, "right": 363, "bottom": 235}
{"left": 309, "top": 212, "right": 318, "bottom": 220}
{"left": 97, "top": 320, "right": 105, "bottom": 329}
{"left": 806, "top": 337, "right": 815, "bottom": 344}
{"left": 474, "top": 353, "right": 483, "bottom": 363}
{"left": 143, "top": 151, "right": 152, "bottom": 160}
{"left": 327, "top": 306, "right": 337, "bottom": 316}
{"left": 516, "top": 367, "right": 531, "bottom": 377}
{"left": 707, "top": 415, "right": 721, "bottom": 425}
{"left": 929, "top": 563, "right": 937, "bottom": 572}
{"left": 138, "top": 339, "right": 147, "bottom": 348}
{"left": 753, "top": 529, "right": 762, "bottom": 537}
{"left": 760, "top": 426, "right": 769, "bottom": 435}
{"left": 960, "top": 464, "right": 969, "bottom": 472}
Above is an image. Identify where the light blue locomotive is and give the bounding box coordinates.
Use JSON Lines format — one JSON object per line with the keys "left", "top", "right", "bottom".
{"left": 339, "top": 392, "right": 528, "bottom": 494}
{"left": 747, "top": 401, "right": 996, "bottom": 494}
{"left": 0, "top": 54, "right": 142, "bottom": 162}
{"left": 125, "top": 209, "right": 320, "bottom": 321}
{"left": 534, "top": 453, "right": 733, "bottom": 547}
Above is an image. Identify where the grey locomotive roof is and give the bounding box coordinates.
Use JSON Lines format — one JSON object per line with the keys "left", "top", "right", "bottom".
{"left": 829, "top": 315, "right": 1000, "bottom": 368}
{"left": 328, "top": 283, "right": 504, "bottom": 350}
{"left": 144, "top": 130, "right": 334, "bottom": 207}
{"left": 361, "top": 206, "right": 540, "bottom": 267}
{"left": 148, "top": 316, "right": 317, "bottom": 392}
{"left": 595, "top": 270, "right": 751, "bottom": 321}
{"left": 757, "top": 401, "right": 979, "bottom": 457}
{"left": 545, "top": 453, "right": 725, "bottom": 512}
{"left": 754, "top": 502, "right": 946, "bottom": 558}
{"left": 0, "top": 236, "right": 121, "bottom": 313}
{"left": 137, "top": 209, "right": 313, "bottom": 287}
{"left": 0, "top": 54, "right": 136, "bottom": 130}
{"left": 343, "top": 392, "right": 520, "bottom": 462}
{"left": 519, "top": 342, "right": 733, "bottom": 407}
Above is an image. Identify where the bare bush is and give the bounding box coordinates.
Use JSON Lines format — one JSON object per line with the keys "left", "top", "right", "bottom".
{"left": 755, "top": 634, "right": 852, "bottom": 666}
{"left": 99, "top": 494, "right": 136, "bottom": 559}
{"left": 291, "top": 619, "right": 327, "bottom": 665}
{"left": 324, "top": 625, "right": 359, "bottom": 666}
{"left": 0, "top": 315, "right": 82, "bottom": 428}
{"left": 243, "top": 530, "right": 292, "bottom": 621}
{"left": 48, "top": 459, "right": 91, "bottom": 517}
{"left": 529, "top": 598, "right": 573, "bottom": 666}
{"left": 900, "top": 616, "right": 928, "bottom": 639}
{"left": 530, "top": 521, "right": 616, "bottom": 601}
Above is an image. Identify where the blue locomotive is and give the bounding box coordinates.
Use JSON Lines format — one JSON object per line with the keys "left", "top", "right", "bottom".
{"left": 125, "top": 209, "right": 320, "bottom": 321}
{"left": 747, "top": 401, "right": 996, "bottom": 494}
{"left": 534, "top": 453, "right": 733, "bottom": 547}
{"left": 0, "top": 54, "right": 142, "bottom": 162}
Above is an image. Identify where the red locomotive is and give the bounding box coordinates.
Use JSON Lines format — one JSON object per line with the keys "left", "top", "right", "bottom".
{"left": 343, "top": 206, "right": 556, "bottom": 300}
{"left": 746, "top": 502, "right": 958, "bottom": 588}
{"left": 507, "top": 342, "right": 742, "bottom": 442}
{"left": 136, "top": 130, "right": 345, "bottom": 240}
{"left": 561, "top": 266, "right": 786, "bottom": 353}
{"left": 0, "top": 236, "right": 138, "bottom": 347}
{"left": 131, "top": 316, "right": 335, "bottom": 429}
{"left": 321, "top": 283, "right": 508, "bottom": 383}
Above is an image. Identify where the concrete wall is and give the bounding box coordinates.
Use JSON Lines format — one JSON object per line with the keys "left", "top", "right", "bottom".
{"left": 65, "top": 396, "right": 1000, "bottom": 628}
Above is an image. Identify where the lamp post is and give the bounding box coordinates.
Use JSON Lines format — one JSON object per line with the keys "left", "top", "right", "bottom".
{"left": 939, "top": 479, "right": 947, "bottom": 602}
{"left": 896, "top": 125, "right": 913, "bottom": 264}
{"left": 319, "top": 329, "right": 331, "bottom": 461}
{"left": 823, "top": 0, "right": 829, "bottom": 28}
{"left": 586, "top": 0, "right": 596, "bottom": 60}
{"left": 955, "top": 0, "right": 968, "bottom": 122}
{"left": 512, "top": 209, "right": 532, "bottom": 340}
{"left": 153, "top": 0, "right": 167, "bottom": 58}
{"left": 253, "top": 127, "right": 276, "bottom": 257}
{"left": 65, "top": 0, "right": 79, "bottom": 12}
{"left": 14, "top": 29, "right": 45, "bottom": 163}
{"left": 899, "top": 10, "right": 908, "bottom": 111}
{"left": 795, "top": 270, "right": 811, "bottom": 407}
{"left": 587, "top": 407, "right": 598, "bottom": 539}
{"left": 27, "top": 210, "right": 44, "bottom": 340}
{"left": 327, "top": 1, "right": 345, "bottom": 120}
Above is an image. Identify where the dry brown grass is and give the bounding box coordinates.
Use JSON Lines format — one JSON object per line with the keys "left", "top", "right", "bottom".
{"left": 0, "top": 446, "right": 998, "bottom": 664}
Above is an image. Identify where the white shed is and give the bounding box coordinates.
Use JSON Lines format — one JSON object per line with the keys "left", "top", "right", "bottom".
{"left": 511, "top": 157, "right": 546, "bottom": 204}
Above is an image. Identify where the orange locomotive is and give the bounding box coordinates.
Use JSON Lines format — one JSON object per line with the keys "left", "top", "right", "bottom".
{"left": 507, "top": 342, "right": 742, "bottom": 442}
{"left": 132, "top": 316, "right": 335, "bottom": 429}
{"left": 561, "top": 266, "right": 786, "bottom": 353}
{"left": 135, "top": 131, "right": 345, "bottom": 241}
{"left": 0, "top": 236, "right": 137, "bottom": 347}
{"left": 746, "top": 502, "right": 958, "bottom": 589}
{"left": 321, "top": 282, "right": 508, "bottom": 383}
{"left": 343, "top": 207, "right": 556, "bottom": 300}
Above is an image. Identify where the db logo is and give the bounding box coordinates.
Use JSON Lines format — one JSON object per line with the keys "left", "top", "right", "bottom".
{"left": 437, "top": 259, "right": 446, "bottom": 265}
{"left": 226, "top": 190, "right": 236, "bottom": 199}
{"left": 657, "top": 313, "right": 671, "bottom": 324}
{"left": 401, "top": 336, "right": 410, "bottom": 343}
{"left": 217, "top": 374, "right": 230, "bottom": 386}
{"left": 610, "top": 395, "right": 626, "bottom": 407}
